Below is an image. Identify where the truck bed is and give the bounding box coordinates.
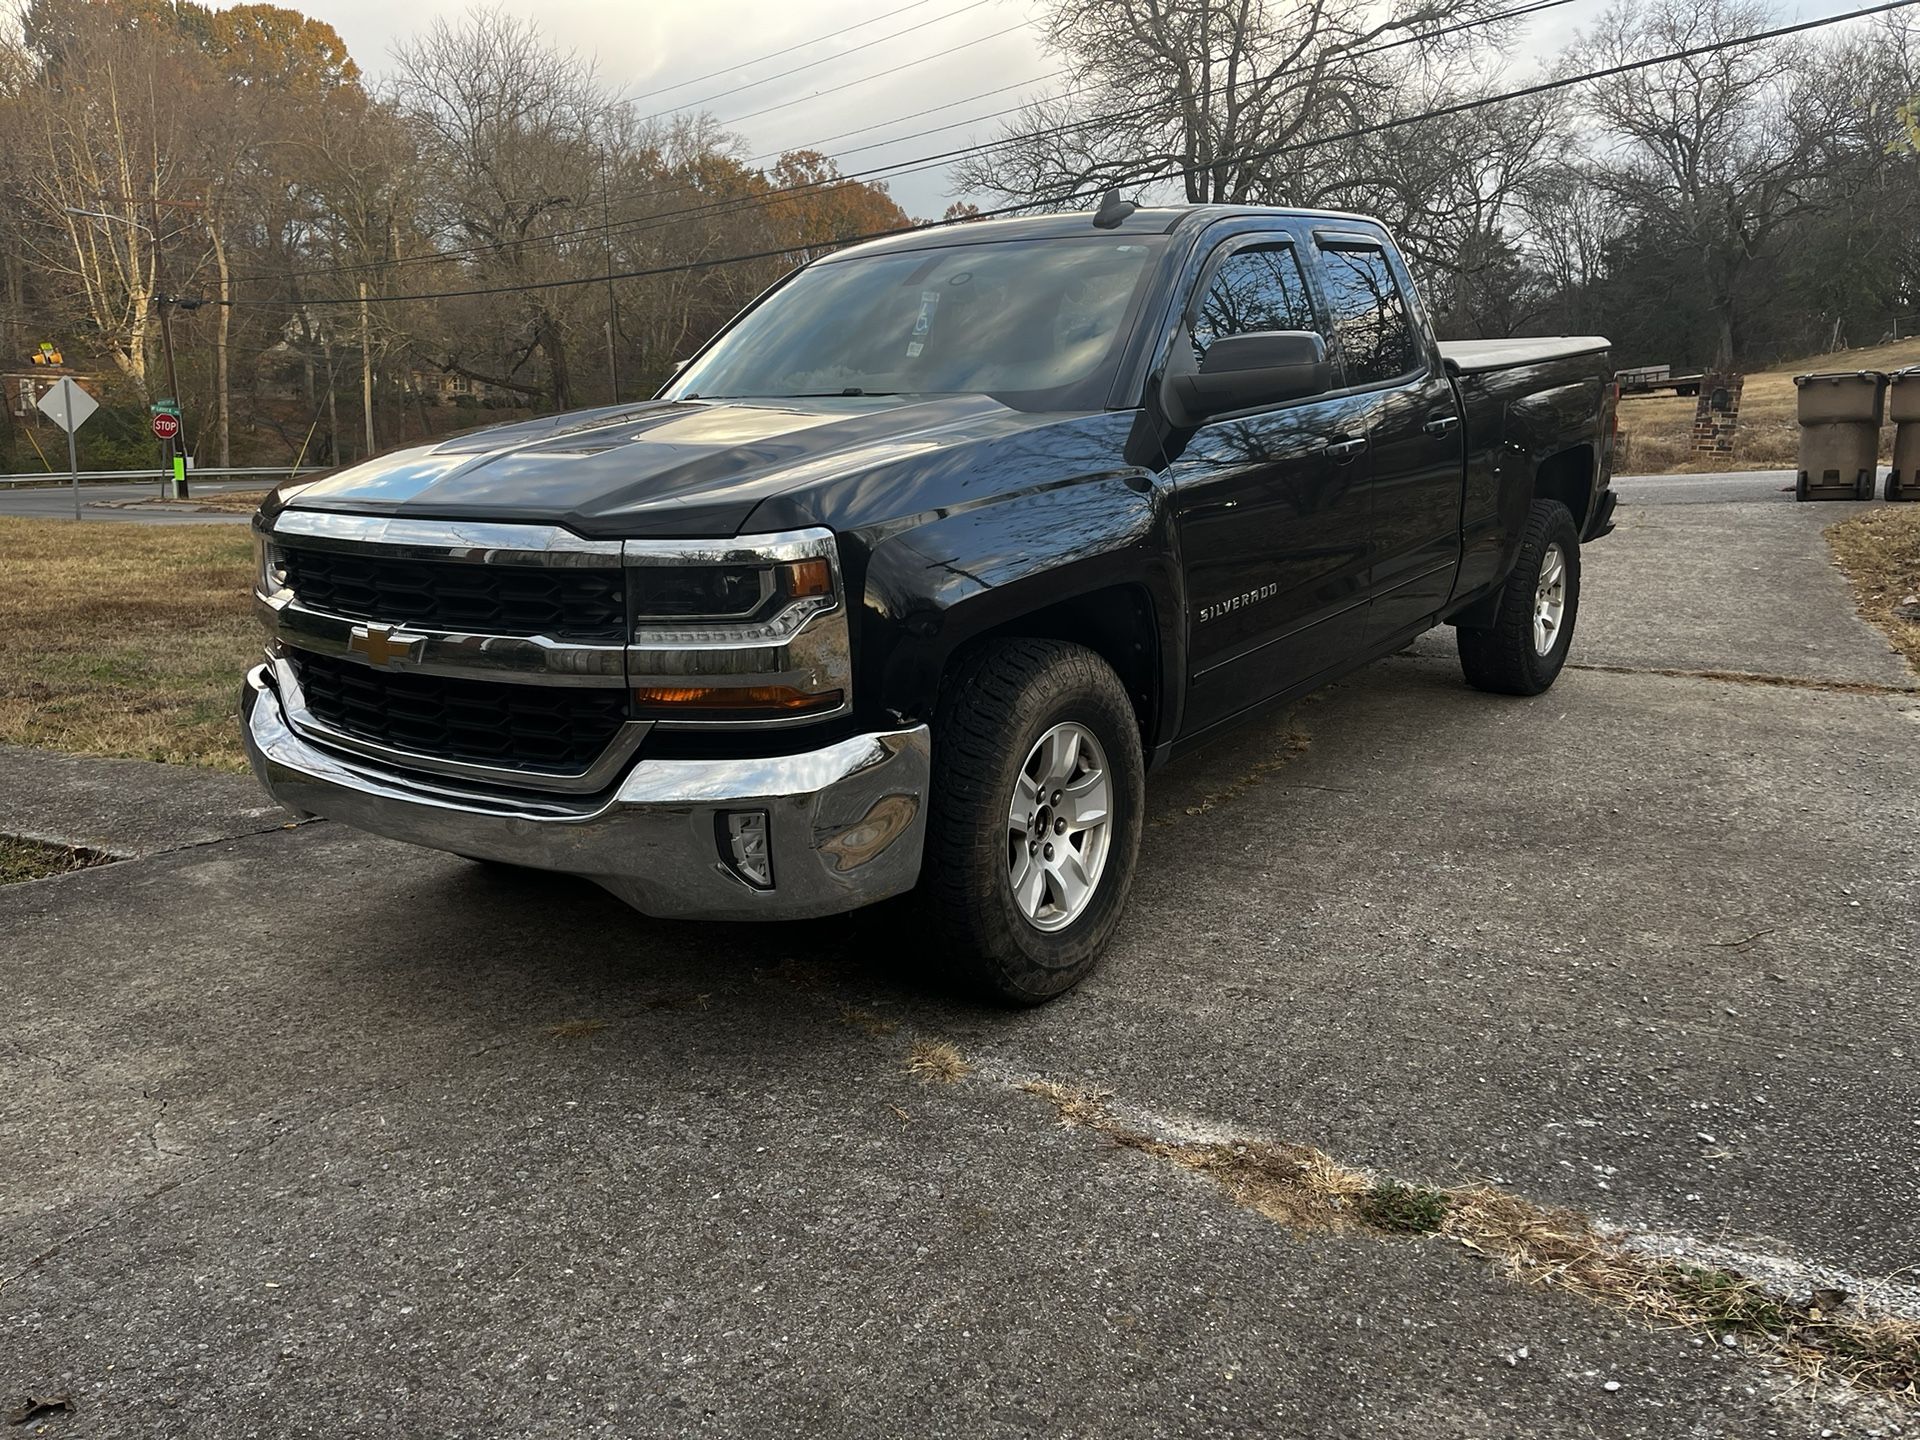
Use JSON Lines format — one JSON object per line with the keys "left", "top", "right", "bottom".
{"left": 1439, "top": 337, "right": 1613, "bottom": 375}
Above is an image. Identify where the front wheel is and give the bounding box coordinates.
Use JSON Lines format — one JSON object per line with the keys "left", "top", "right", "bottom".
{"left": 918, "top": 638, "right": 1145, "bottom": 1004}
{"left": 1456, "top": 499, "right": 1582, "bottom": 696}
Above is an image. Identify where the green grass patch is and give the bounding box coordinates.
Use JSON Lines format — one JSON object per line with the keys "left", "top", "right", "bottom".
{"left": 1356, "top": 1181, "right": 1453, "bottom": 1234}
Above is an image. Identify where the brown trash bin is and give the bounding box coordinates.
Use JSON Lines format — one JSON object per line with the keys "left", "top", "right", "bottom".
{"left": 1884, "top": 368, "right": 1920, "bottom": 501}
{"left": 1794, "top": 371, "right": 1885, "bottom": 500}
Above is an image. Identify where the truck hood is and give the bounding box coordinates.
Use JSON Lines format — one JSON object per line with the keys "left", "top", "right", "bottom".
{"left": 272, "top": 395, "right": 1062, "bottom": 538}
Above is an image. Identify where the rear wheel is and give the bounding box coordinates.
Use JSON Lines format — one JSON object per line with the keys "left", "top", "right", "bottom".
{"left": 919, "top": 638, "right": 1144, "bottom": 1004}
{"left": 1456, "top": 499, "right": 1582, "bottom": 696}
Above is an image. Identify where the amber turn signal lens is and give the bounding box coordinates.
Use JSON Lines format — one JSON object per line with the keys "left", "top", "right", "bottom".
{"left": 782, "top": 558, "right": 833, "bottom": 599}
{"left": 632, "top": 684, "right": 844, "bottom": 714}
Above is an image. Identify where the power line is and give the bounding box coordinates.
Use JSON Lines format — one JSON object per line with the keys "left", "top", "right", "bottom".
{"left": 737, "top": 69, "right": 1071, "bottom": 164}
{"left": 233, "top": 0, "right": 1903, "bottom": 309}
{"left": 240, "top": 0, "right": 1571, "bottom": 289}
{"left": 233, "top": 23, "right": 1051, "bottom": 287}
{"left": 626, "top": 0, "right": 963, "bottom": 104}
{"left": 703, "top": 17, "right": 1037, "bottom": 129}
{"left": 637, "top": 0, "right": 1005, "bottom": 122}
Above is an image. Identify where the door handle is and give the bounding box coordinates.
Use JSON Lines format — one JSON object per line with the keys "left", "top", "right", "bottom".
{"left": 1423, "top": 413, "right": 1461, "bottom": 437}
{"left": 1325, "top": 436, "right": 1367, "bottom": 462}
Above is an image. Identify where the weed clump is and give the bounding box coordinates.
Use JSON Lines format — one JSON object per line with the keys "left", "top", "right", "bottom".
{"left": 1358, "top": 1181, "right": 1452, "bottom": 1234}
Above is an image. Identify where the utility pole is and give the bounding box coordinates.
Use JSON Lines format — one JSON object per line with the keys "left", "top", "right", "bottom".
{"left": 601, "top": 148, "right": 620, "bottom": 403}
{"left": 68, "top": 196, "right": 204, "bottom": 497}
{"left": 359, "top": 280, "right": 376, "bottom": 458}
{"left": 155, "top": 290, "right": 187, "bottom": 497}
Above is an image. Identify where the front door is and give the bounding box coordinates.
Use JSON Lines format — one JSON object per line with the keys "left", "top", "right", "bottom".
{"left": 1167, "top": 236, "right": 1374, "bottom": 735}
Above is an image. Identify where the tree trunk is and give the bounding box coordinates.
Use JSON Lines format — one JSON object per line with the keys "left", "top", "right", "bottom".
{"left": 322, "top": 336, "right": 341, "bottom": 464}
{"left": 538, "top": 309, "right": 572, "bottom": 411}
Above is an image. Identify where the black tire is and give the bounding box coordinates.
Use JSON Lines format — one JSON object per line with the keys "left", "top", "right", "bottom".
{"left": 1888, "top": 472, "right": 1905, "bottom": 502}
{"left": 1856, "top": 470, "right": 1875, "bottom": 501}
{"left": 919, "top": 638, "right": 1145, "bottom": 1005}
{"left": 1457, "top": 499, "right": 1582, "bottom": 697}
{"left": 1796, "top": 472, "right": 1810, "bottom": 502}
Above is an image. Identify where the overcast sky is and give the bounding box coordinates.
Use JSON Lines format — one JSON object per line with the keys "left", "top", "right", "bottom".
{"left": 301, "top": 0, "right": 1856, "bottom": 220}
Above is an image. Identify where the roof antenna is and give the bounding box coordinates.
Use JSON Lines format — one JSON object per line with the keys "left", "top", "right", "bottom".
{"left": 1092, "top": 187, "right": 1137, "bottom": 229}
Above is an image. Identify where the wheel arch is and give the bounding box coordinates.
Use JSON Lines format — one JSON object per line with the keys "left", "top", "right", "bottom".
{"left": 1532, "top": 444, "right": 1597, "bottom": 534}
{"left": 853, "top": 473, "right": 1184, "bottom": 759}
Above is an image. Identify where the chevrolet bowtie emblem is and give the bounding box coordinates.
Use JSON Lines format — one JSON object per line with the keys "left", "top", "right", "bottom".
{"left": 347, "top": 623, "right": 423, "bottom": 669}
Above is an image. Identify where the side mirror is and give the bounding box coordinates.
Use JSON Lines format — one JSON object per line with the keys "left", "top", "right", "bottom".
{"left": 1165, "top": 330, "right": 1331, "bottom": 426}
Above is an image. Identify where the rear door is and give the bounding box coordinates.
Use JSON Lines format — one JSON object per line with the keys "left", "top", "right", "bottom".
{"left": 1308, "top": 234, "right": 1463, "bottom": 642}
{"left": 1168, "top": 230, "right": 1375, "bottom": 734}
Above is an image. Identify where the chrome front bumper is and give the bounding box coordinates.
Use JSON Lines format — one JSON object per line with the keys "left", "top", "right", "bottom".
{"left": 240, "top": 665, "right": 930, "bottom": 922}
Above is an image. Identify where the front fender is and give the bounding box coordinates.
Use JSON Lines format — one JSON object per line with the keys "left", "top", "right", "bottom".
{"left": 847, "top": 469, "right": 1185, "bottom": 749}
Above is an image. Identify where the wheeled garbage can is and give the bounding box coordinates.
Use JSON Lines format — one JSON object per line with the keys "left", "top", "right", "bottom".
{"left": 1794, "top": 370, "right": 1885, "bottom": 501}
{"left": 1884, "top": 368, "right": 1920, "bottom": 501}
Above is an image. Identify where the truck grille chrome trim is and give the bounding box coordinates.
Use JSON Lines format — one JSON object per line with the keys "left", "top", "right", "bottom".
{"left": 263, "top": 593, "right": 629, "bottom": 688}
{"left": 268, "top": 511, "right": 626, "bottom": 566}
{"left": 265, "top": 651, "right": 651, "bottom": 795}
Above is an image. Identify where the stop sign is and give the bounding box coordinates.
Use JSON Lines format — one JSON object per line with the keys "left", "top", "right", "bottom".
{"left": 151, "top": 412, "right": 180, "bottom": 441}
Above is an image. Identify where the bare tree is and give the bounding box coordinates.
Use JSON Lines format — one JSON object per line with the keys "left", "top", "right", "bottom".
{"left": 954, "top": 0, "right": 1519, "bottom": 208}
{"left": 1567, "top": 0, "right": 1817, "bottom": 367}
{"left": 389, "top": 8, "right": 620, "bottom": 410}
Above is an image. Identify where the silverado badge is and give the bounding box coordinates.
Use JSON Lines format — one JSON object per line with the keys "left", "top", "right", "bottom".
{"left": 347, "top": 623, "right": 424, "bottom": 669}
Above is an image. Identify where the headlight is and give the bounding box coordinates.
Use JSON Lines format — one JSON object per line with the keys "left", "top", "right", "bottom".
{"left": 623, "top": 528, "right": 851, "bottom": 726}
{"left": 252, "top": 528, "right": 288, "bottom": 600}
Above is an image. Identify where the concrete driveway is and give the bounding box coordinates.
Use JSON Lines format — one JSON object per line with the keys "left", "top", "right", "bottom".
{"left": 3, "top": 474, "right": 1916, "bottom": 1437}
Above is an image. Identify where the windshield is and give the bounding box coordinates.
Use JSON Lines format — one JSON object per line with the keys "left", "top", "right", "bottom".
{"left": 665, "top": 236, "right": 1166, "bottom": 412}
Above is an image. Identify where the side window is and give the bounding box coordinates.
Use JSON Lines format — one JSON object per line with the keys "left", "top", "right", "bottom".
{"left": 1315, "top": 243, "right": 1417, "bottom": 386}
{"left": 1190, "top": 244, "right": 1317, "bottom": 364}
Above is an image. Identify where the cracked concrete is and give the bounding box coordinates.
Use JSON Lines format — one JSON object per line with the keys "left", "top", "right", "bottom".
{"left": 2, "top": 471, "right": 1916, "bottom": 1437}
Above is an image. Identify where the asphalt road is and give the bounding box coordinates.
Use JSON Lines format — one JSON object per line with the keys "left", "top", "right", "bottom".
{"left": 0, "top": 480, "right": 261, "bottom": 525}
{"left": 3, "top": 475, "right": 1916, "bottom": 1437}
{"left": 1614, "top": 469, "right": 1799, "bottom": 505}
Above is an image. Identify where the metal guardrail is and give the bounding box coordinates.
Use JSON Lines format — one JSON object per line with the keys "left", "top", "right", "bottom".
{"left": 0, "top": 466, "right": 335, "bottom": 489}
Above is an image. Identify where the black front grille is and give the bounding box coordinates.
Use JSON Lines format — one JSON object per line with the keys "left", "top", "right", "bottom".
{"left": 291, "top": 651, "right": 628, "bottom": 776}
{"left": 281, "top": 547, "right": 626, "bottom": 642}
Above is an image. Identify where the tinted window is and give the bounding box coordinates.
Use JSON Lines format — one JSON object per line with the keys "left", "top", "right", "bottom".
{"left": 1190, "top": 245, "right": 1317, "bottom": 362}
{"left": 665, "top": 237, "right": 1164, "bottom": 412}
{"left": 1316, "top": 243, "right": 1417, "bottom": 385}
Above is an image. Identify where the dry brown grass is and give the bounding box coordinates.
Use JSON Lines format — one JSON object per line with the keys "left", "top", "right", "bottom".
{"left": 1153, "top": 727, "right": 1312, "bottom": 827}
{"left": 1567, "top": 661, "right": 1916, "bottom": 695}
{"left": 0, "top": 518, "right": 257, "bottom": 770}
{"left": 1022, "top": 1080, "right": 1920, "bottom": 1402}
{"left": 0, "top": 835, "right": 114, "bottom": 884}
{"left": 1619, "top": 337, "right": 1920, "bottom": 474}
{"left": 1828, "top": 506, "right": 1920, "bottom": 675}
{"left": 906, "top": 1039, "right": 971, "bottom": 1084}
{"left": 840, "top": 1005, "right": 900, "bottom": 1037}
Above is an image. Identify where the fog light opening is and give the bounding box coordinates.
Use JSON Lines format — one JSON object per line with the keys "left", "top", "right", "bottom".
{"left": 719, "top": 809, "right": 774, "bottom": 890}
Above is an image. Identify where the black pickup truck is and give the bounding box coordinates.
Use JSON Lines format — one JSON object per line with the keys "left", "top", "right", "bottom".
{"left": 242, "top": 203, "right": 1616, "bottom": 1002}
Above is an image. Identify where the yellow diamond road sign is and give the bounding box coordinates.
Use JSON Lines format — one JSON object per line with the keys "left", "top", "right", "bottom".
{"left": 36, "top": 376, "right": 97, "bottom": 434}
